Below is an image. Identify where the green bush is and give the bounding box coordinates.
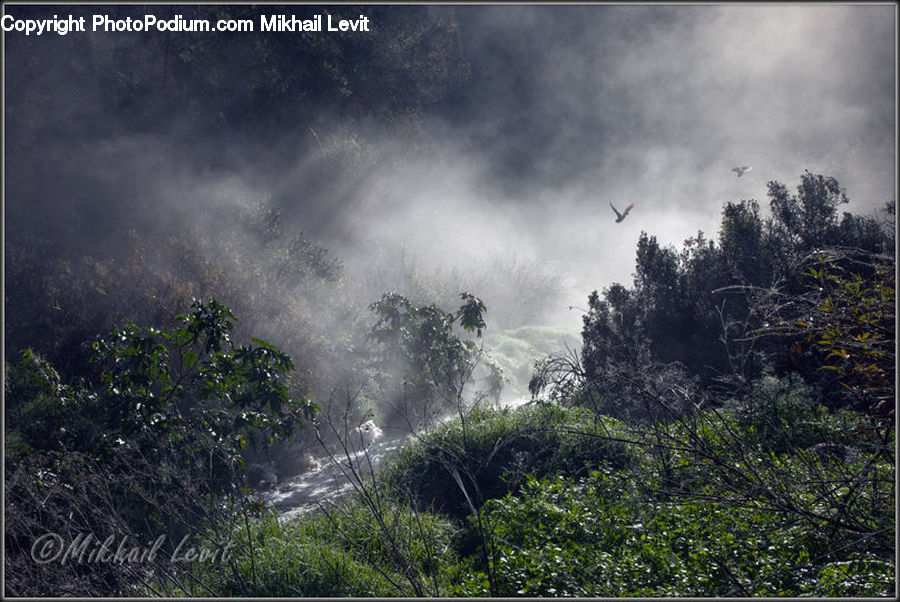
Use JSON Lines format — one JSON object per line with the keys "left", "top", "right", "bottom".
{"left": 381, "top": 403, "right": 634, "bottom": 519}
{"left": 5, "top": 351, "right": 97, "bottom": 461}
{"left": 730, "top": 374, "right": 863, "bottom": 454}
{"left": 4, "top": 301, "right": 318, "bottom": 597}
{"left": 462, "top": 468, "right": 894, "bottom": 597}
{"left": 813, "top": 554, "right": 896, "bottom": 597}
{"left": 175, "top": 496, "right": 460, "bottom": 597}
{"left": 178, "top": 512, "right": 398, "bottom": 597}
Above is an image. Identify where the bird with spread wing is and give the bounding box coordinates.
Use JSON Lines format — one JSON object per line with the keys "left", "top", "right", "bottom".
{"left": 731, "top": 166, "right": 752, "bottom": 177}
{"left": 610, "top": 202, "right": 633, "bottom": 223}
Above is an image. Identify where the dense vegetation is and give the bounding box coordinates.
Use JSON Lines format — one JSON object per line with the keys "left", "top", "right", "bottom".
{"left": 5, "top": 161, "right": 894, "bottom": 595}
{"left": 180, "top": 175, "right": 891, "bottom": 598}
{"left": 2, "top": 6, "right": 895, "bottom": 597}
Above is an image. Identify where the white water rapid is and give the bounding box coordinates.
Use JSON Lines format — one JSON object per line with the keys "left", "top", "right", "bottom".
{"left": 261, "top": 396, "right": 531, "bottom": 517}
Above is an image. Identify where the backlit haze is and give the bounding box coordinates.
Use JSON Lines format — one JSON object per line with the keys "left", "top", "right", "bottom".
{"left": 5, "top": 3, "right": 896, "bottom": 334}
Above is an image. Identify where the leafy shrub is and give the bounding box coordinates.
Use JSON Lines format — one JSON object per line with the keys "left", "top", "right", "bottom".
{"left": 729, "top": 374, "right": 864, "bottom": 454}
{"left": 813, "top": 554, "right": 896, "bottom": 597}
{"left": 382, "top": 403, "right": 634, "bottom": 519}
{"left": 367, "top": 291, "right": 495, "bottom": 430}
{"left": 4, "top": 301, "right": 317, "bottom": 596}
{"left": 630, "top": 386, "right": 895, "bottom": 567}
{"left": 463, "top": 468, "right": 894, "bottom": 596}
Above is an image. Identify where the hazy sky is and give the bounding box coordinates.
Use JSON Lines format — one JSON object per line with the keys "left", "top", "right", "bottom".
{"left": 343, "top": 3, "right": 896, "bottom": 326}
{"left": 5, "top": 3, "right": 896, "bottom": 329}
{"left": 371, "top": 4, "right": 895, "bottom": 273}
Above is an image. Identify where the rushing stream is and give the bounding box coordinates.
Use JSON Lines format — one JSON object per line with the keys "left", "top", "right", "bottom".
{"left": 262, "top": 433, "right": 409, "bottom": 518}
{"left": 261, "top": 396, "right": 530, "bottom": 517}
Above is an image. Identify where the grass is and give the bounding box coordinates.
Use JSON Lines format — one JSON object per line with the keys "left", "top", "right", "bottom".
{"left": 380, "top": 402, "right": 635, "bottom": 519}
{"left": 161, "top": 497, "right": 459, "bottom": 597}
{"left": 157, "top": 390, "right": 894, "bottom": 597}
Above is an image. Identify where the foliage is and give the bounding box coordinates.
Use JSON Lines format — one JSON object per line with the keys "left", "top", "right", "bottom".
{"left": 461, "top": 467, "right": 893, "bottom": 597}
{"left": 532, "top": 172, "right": 894, "bottom": 420}
{"left": 634, "top": 383, "right": 894, "bottom": 562}
{"left": 707, "top": 374, "right": 859, "bottom": 455}
{"left": 177, "top": 510, "right": 400, "bottom": 597}
{"left": 172, "top": 500, "right": 459, "bottom": 597}
{"left": 367, "top": 291, "right": 497, "bottom": 428}
{"left": 4, "top": 301, "right": 315, "bottom": 596}
{"left": 3, "top": 196, "right": 364, "bottom": 490}
{"left": 88, "top": 298, "right": 316, "bottom": 460}
{"left": 448, "top": 383, "right": 894, "bottom": 597}
{"left": 768, "top": 172, "right": 849, "bottom": 255}
{"left": 382, "top": 404, "right": 633, "bottom": 519}
{"left": 757, "top": 249, "right": 894, "bottom": 418}
{"left": 136, "top": 385, "right": 898, "bottom": 597}
{"left": 225, "top": 391, "right": 889, "bottom": 597}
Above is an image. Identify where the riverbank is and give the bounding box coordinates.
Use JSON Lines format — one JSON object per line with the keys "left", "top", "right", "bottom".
{"left": 164, "top": 392, "right": 893, "bottom": 597}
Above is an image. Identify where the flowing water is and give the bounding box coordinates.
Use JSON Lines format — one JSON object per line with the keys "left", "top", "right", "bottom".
{"left": 262, "top": 432, "right": 411, "bottom": 518}
{"left": 261, "top": 396, "right": 531, "bottom": 517}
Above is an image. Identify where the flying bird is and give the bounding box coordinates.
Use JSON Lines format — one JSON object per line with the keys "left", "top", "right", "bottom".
{"left": 610, "top": 202, "right": 633, "bottom": 223}
{"left": 731, "top": 166, "right": 752, "bottom": 177}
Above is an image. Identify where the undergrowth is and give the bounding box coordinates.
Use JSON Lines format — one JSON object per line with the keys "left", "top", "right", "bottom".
{"left": 175, "top": 388, "right": 895, "bottom": 597}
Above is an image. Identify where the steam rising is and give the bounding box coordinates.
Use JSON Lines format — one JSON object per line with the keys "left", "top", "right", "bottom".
{"left": 6, "top": 3, "right": 895, "bottom": 336}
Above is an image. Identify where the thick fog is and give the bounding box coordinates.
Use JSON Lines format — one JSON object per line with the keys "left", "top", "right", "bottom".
{"left": 5, "top": 3, "right": 896, "bottom": 334}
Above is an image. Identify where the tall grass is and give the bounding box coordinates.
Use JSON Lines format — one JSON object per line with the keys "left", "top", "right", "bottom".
{"left": 381, "top": 403, "right": 635, "bottom": 519}
{"left": 166, "top": 495, "right": 459, "bottom": 597}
